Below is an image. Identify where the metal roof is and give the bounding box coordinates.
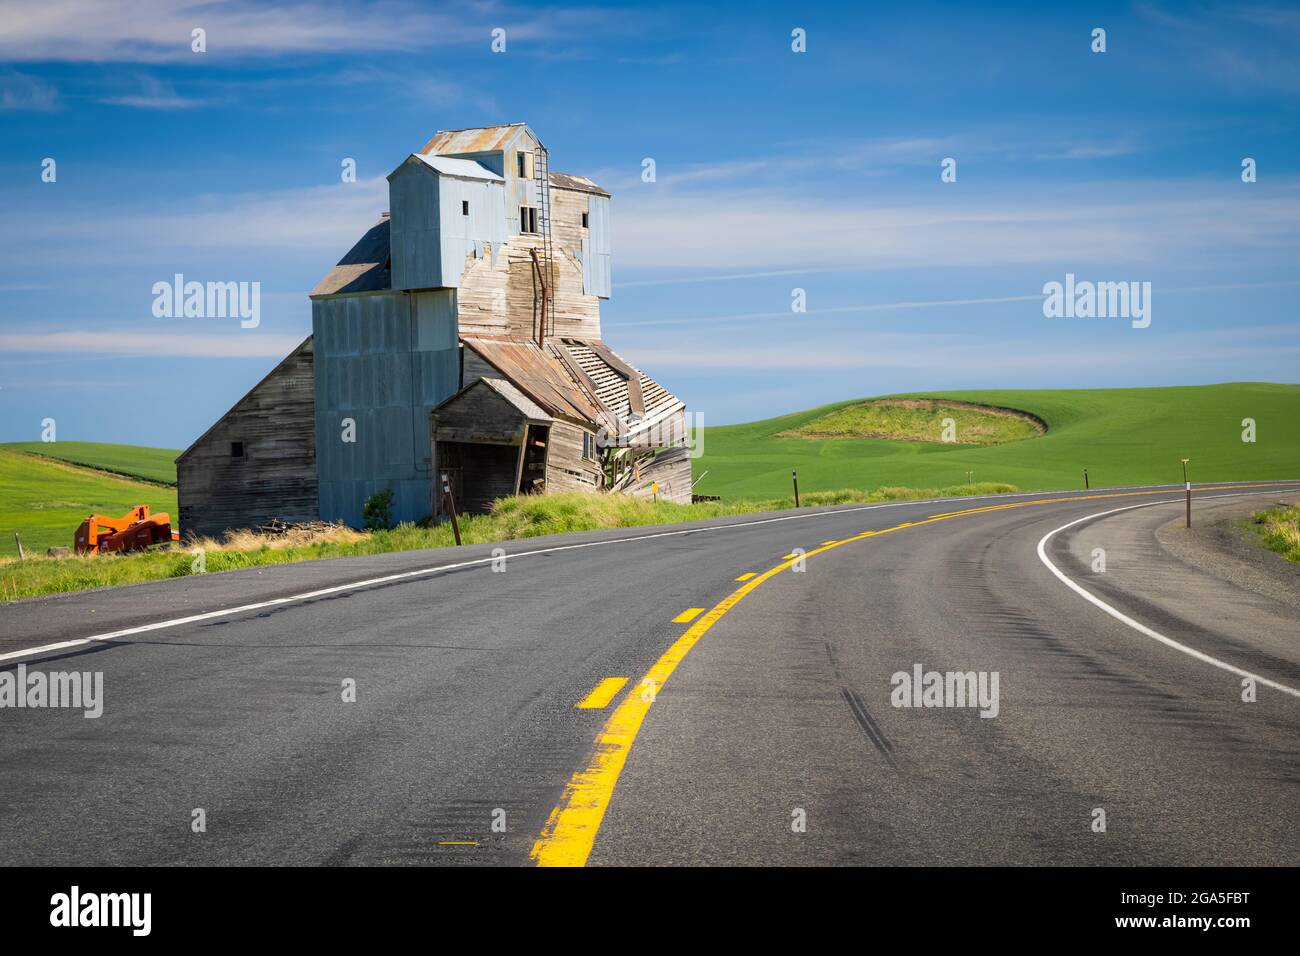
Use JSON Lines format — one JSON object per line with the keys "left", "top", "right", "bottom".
{"left": 420, "top": 123, "right": 534, "bottom": 156}
{"left": 548, "top": 171, "right": 610, "bottom": 197}
{"left": 310, "top": 216, "right": 391, "bottom": 297}
{"left": 462, "top": 335, "right": 605, "bottom": 428}
{"left": 408, "top": 153, "right": 504, "bottom": 181}
{"left": 462, "top": 335, "right": 684, "bottom": 444}
{"left": 479, "top": 377, "right": 552, "bottom": 421}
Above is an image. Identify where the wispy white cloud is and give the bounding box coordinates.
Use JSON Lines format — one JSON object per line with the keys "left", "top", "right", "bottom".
{"left": 1137, "top": 2, "right": 1300, "bottom": 94}
{"left": 617, "top": 280, "right": 1300, "bottom": 328}
{"left": 622, "top": 325, "right": 1300, "bottom": 373}
{"left": 0, "top": 329, "right": 305, "bottom": 358}
{"left": 19, "top": 176, "right": 389, "bottom": 256}
{"left": 98, "top": 74, "right": 212, "bottom": 109}
{"left": 611, "top": 179, "right": 1300, "bottom": 271}
{"left": 0, "top": 0, "right": 618, "bottom": 62}
{"left": 0, "top": 70, "right": 59, "bottom": 110}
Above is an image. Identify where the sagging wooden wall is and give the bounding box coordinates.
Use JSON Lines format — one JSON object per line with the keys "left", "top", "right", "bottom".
{"left": 545, "top": 419, "right": 603, "bottom": 492}
{"left": 624, "top": 446, "right": 693, "bottom": 504}
{"left": 176, "top": 338, "right": 318, "bottom": 539}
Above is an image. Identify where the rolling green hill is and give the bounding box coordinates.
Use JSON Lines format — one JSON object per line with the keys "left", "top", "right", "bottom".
{"left": 1, "top": 441, "right": 179, "bottom": 485}
{"left": 0, "top": 448, "right": 179, "bottom": 557}
{"left": 693, "top": 383, "right": 1300, "bottom": 500}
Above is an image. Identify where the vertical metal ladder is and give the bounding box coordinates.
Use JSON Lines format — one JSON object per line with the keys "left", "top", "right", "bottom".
{"left": 534, "top": 143, "right": 556, "bottom": 344}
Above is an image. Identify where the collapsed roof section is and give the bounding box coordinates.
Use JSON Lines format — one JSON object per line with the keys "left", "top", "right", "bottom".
{"left": 460, "top": 334, "right": 685, "bottom": 447}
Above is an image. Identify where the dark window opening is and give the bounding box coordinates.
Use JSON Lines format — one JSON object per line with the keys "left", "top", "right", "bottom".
{"left": 520, "top": 206, "right": 538, "bottom": 234}
{"left": 581, "top": 212, "right": 589, "bottom": 229}
{"left": 230, "top": 441, "right": 245, "bottom": 459}
{"left": 462, "top": 200, "right": 469, "bottom": 215}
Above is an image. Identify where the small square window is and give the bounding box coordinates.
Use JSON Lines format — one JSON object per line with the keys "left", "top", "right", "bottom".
{"left": 462, "top": 200, "right": 469, "bottom": 215}
{"left": 581, "top": 212, "right": 589, "bottom": 228}
{"left": 230, "top": 441, "right": 245, "bottom": 459}
{"left": 520, "top": 206, "right": 538, "bottom": 234}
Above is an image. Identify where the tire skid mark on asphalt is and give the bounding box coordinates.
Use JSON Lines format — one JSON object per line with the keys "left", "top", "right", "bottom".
{"left": 823, "top": 640, "right": 897, "bottom": 767}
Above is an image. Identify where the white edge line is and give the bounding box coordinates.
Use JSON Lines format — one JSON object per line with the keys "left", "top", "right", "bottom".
{"left": 1035, "top": 491, "right": 1300, "bottom": 700}
{"left": 3, "top": 482, "right": 1296, "bottom": 665}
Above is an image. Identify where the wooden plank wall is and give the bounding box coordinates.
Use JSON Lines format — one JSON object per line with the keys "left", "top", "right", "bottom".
{"left": 455, "top": 186, "right": 602, "bottom": 341}
{"left": 432, "top": 382, "right": 528, "bottom": 446}
{"left": 623, "top": 447, "right": 693, "bottom": 504}
{"left": 177, "top": 340, "right": 318, "bottom": 538}
{"left": 545, "top": 420, "right": 603, "bottom": 492}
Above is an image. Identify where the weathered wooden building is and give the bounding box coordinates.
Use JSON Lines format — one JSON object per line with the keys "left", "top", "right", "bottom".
{"left": 177, "top": 123, "right": 689, "bottom": 537}
{"left": 176, "top": 338, "right": 318, "bottom": 538}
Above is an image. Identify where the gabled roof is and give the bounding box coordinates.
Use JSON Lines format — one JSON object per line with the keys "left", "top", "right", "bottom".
{"left": 177, "top": 336, "right": 314, "bottom": 462}
{"left": 403, "top": 153, "right": 504, "bottom": 182}
{"left": 421, "top": 123, "right": 536, "bottom": 156}
{"left": 310, "top": 216, "right": 391, "bottom": 297}
{"left": 432, "top": 376, "right": 552, "bottom": 424}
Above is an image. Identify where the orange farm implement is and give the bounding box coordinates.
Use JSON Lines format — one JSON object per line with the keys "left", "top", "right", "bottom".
{"left": 74, "top": 505, "right": 180, "bottom": 555}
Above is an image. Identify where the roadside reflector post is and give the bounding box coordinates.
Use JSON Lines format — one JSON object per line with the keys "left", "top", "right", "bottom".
{"left": 966, "top": 469, "right": 973, "bottom": 493}
{"left": 441, "top": 472, "right": 462, "bottom": 546}
{"left": 1083, "top": 467, "right": 1089, "bottom": 490}
{"left": 14, "top": 532, "right": 24, "bottom": 561}
{"left": 792, "top": 469, "right": 800, "bottom": 508}
{"left": 1181, "top": 458, "right": 1191, "bottom": 528}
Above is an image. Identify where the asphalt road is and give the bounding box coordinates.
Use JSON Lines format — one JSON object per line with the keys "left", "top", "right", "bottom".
{"left": 1, "top": 482, "right": 1297, "bottom": 866}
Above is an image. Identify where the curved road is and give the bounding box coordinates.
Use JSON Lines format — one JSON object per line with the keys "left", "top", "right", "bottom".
{"left": 1, "top": 482, "right": 1297, "bottom": 866}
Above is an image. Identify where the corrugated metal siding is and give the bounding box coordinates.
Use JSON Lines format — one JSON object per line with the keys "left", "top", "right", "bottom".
{"left": 582, "top": 195, "right": 612, "bottom": 298}
{"left": 390, "top": 160, "right": 508, "bottom": 291}
{"left": 313, "top": 291, "right": 460, "bottom": 527}
{"left": 436, "top": 175, "right": 506, "bottom": 288}
{"left": 389, "top": 162, "right": 442, "bottom": 290}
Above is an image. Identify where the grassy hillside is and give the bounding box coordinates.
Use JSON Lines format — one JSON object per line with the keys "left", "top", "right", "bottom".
{"left": 0, "top": 449, "right": 179, "bottom": 557}
{"left": 1, "top": 441, "right": 179, "bottom": 485}
{"left": 694, "top": 383, "right": 1300, "bottom": 499}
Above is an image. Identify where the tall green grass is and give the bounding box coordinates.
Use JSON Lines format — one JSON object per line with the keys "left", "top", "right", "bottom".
{"left": 1251, "top": 504, "right": 1300, "bottom": 563}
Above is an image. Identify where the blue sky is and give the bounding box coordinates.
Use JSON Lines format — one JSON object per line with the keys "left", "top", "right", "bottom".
{"left": 1, "top": 0, "right": 1298, "bottom": 447}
